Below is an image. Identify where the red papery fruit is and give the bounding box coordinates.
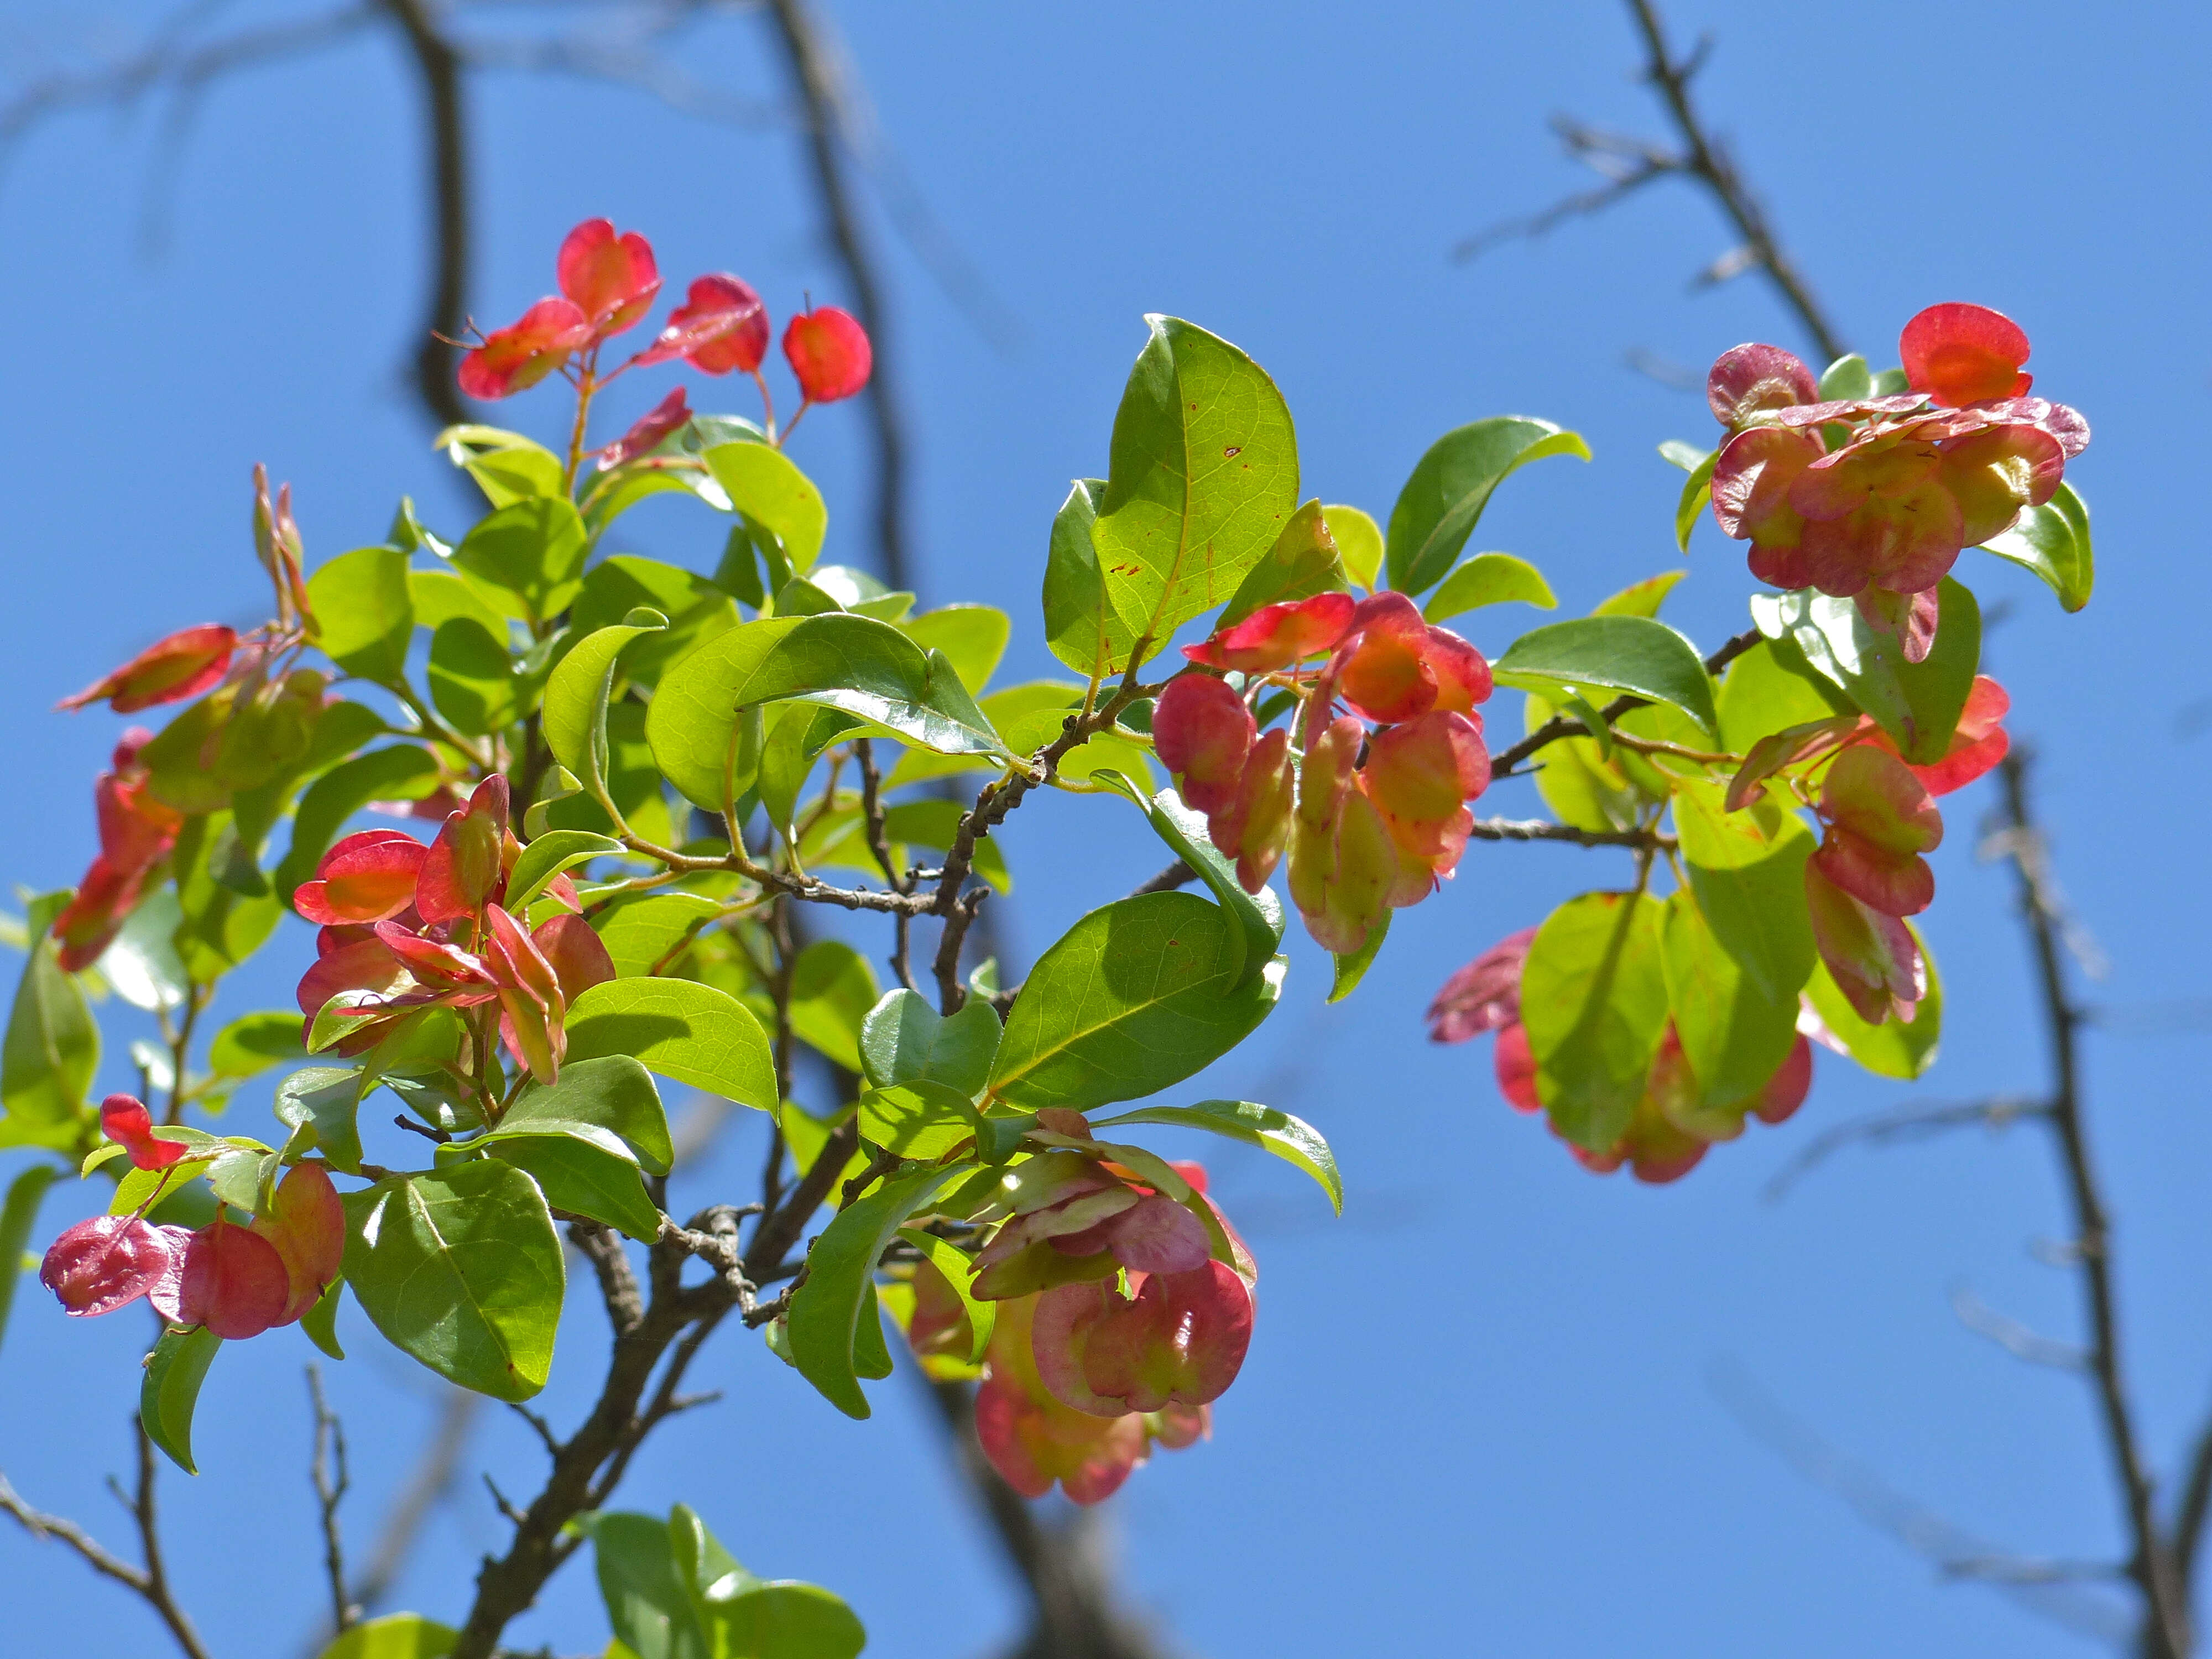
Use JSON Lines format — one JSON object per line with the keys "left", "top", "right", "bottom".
{"left": 1812, "top": 745, "right": 1943, "bottom": 918}
{"left": 1901, "top": 302, "right": 2033, "bottom": 406}
{"left": 972, "top": 1296, "right": 1155, "bottom": 1504}
{"left": 1707, "top": 342, "right": 1820, "bottom": 427}
{"left": 40, "top": 1215, "right": 179, "bottom": 1317}
{"left": 53, "top": 737, "right": 187, "bottom": 971}
{"left": 1180, "top": 592, "right": 1356, "bottom": 673}
{"left": 1493, "top": 1020, "right": 1541, "bottom": 1113}
{"left": 416, "top": 776, "right": 510, "bottom": 924}
{"left": 640, "top": 274, "right": 770, "bottom": 374}
{"left": 1749, "top": 1035, "right": 1814, "bottom": 1126}
{"left": 177, "top": 1218, "right": 291, "bottom": 1340}
{"left": 1427, "top": 927, "right": 1536, "bottom": 1044}
{"left": 1031, "top": 1261, "right": 1255, "bottom": 1417}
{"left": 53, "top": 858, "right": 146, "bottom": 975}
{"left": 782, "top": 306, "right": 873, "bottom": 403}
{"left": 1286, "top": 716, "right": 1399, "bottom": 954}
{"left": 1152, "top": 674, "right": 1255, "bottom": 817}
{"left": 597, "top": 385, "right": 691, "bottom": 471}
{"left": 252, "top": 1165, "right": 346, "bottom": 1326}
{"left": 1360, "top": 709, "right": 1490, "bottom": 883}
{"left": 1206, "top": 728, "right": 1294, "bottom": 894}
{"left": 1862, "top": 674, "right": 2012, "bottom": 796}
{"left": 483, "top": 903, "right": 566, "bottom": 1084}
{"left": 100, "top": 1094, "right": 186, "bottom": 1171}
{"left": 557, "top": 218, "right": 661, "bottom": 339}
{"left": 903, "top": 1258, "right": 980, "bottom": 1370}
{"left": 1804, "top": 862, "right": 1926, "bottom": 1025}
{"left": 1327, "top": 593, "right": 1493, "bottom": 726}
{"left": 372, "top": 922, "right": 498, "bottom": 995}
{"left": 532, "top": 913, "right": 617, "bottom": 1003}
{"left": 58, "top": 625, "right": 238, "bottom": 714}
{"left": 294, "top": 830, "right": 430, "bottom": 926}
{"left": 457, "top": 298, "right": 593, "bottom": 400}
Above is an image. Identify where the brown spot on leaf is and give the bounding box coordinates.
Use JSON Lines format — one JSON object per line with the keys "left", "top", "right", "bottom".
{"left": 1224, "top": 445, "right": 1242, "bottom": 458}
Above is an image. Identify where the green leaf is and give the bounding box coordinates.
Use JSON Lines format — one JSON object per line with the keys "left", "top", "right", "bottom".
{"left": 1322, "top": 504, "right": 1385, "bottom": 589}
{"left": 275, "top": 1066, "right": 368, "bottom": 1173}
{"left": 1659, "top": 890, "right": 1800, "bottom": 1110}
{"left": 1040, "top": 478, "right": 1138, "bottom": 681}
{"left": 0, "top": 1162, "right": 58, "bottom": 1356}
{"left": 410, "top": 568, "right": 509, "bottom": 637}
{"left": 544, "top": 615, "right": 671, "bottom": 825}
{"left": 1092, "top": 773, "right": 1283, "bottom": 991}
{"left": 1385, "top": 416, "right": 1590, "bottom": 594}
{"left": 1092, "top": 316, "right": 1300, "bottom": 655}
{"left": 1521, "top": 891, "right": 1668, "bottom": 1150}
{"left": 208, "top": 1010, "right": 307, "bottom": 1080}
{"left": 703, "top": 444, "right": 827, "bottom": 572}
{"left": 452, "top": 497, "right": 589, "bottom": 623}
{"left": 1657, "top": 439, "right": 1710, "bottom": 473}
{"left": 342, "top": 1162, "right": 564, "bottom": 1401}
{"left": 1093, "top": 1098, "right": 1341, "bottom": 1213}
{"left": 3, "top": 892, "right": 98, "bottom": 1126}
{"left": 787, "top": 942, "right": 880, "bottom": 1074}
{"left": 99, "top": 888, "right": 189, "bottom": 1012}
{"left": 278, "top": 747, "right": 443, "bottom": 901}
{"left": 427, "top": 617, "right": 526, "bottom": 737}
{"left": 647, "top": 614, "right": 1004, "bottom": 812}
{"left": 1493, "top": 615, "right": 1718, "bottom": 737}
{"left": 1806, "top": 932, "right": 1943, "bottom": 1079}
{"left": 507, "top": 830, "right": 625, "bottom": 913}
{"left": 1217, "top": 499, "right": 1349, "bottom": 630}
{"left": 566, "top": 979, "right": 778, "bottom": 1114}
{"left": 496, "top": 1055, "right": 672, "bottom": 1173}
{"left": 140, "top": 1324, "right": 222, "bottom": 1474}
{"left": 1749, "top": 577, "right": 1980, "bottom": 763}
{"left": 859, "top": 990, "right": 1002, "bottom": 1098}
{"left": 439, "top": 425, "right": 564, "bottom": 506}
{"left": 316, "top": 1613, "right": 459, "bottom": 1659}
{"left": 594, "top": 893, "right": 725, "bottom": 979}
{"left": 310, "top": 547, "right": 415, "bottom": 683}
{"left": 302, "top": 1278, "right": 346, "bottom": 1360}
{"left": 986, "top": 891, "right": 1284, "bottom": 1112}
{"left": 787, "top": 1165, "right": 963, "bottom": 1418}
{"left": 1592, "top": 570, "right": 1687, "bottom": 619}
{"left": 1980, "top": 480, "right": 2094, "bottom": 612}
{"left": 757, "top": 706, "right": 860, "bottom": 850}
{"left": 1716, "top": 638, "right": 1852, "bottom": 752}
{"left": 706, "top": 1582, "right": 866, "bottom": 1659}
{"left": 895, "top": 1227, "right": 995, "bottom": 1364}
{"left": 1673, "top": 447, "right": 1720, "bottom": 554}
{"left": 1671, "top": 782, "right": 1817, "bottom": 1005}
{"left": 1817, "top": 353, "right": 1874, "bottom": 401}
{"left": 484, "top": 1133, "right": 664, "bottom": 1241}
{"left": 1421, "top": 552, "right": 1557, "bottom": 622}
{"left": 585, "top": 1510, "right": 708, "bottom": 1659}
{"left": 858, "top": 1079, "right": 980, "bottom": 1159}
{"left": 1328, "top": 910, "right": 1387, "bottom": 1004}
{"left": 573, "top": 556, "right": 741, "bottom": 689}
{"left": 899, "top": 605, "right": 1010, "bottom": 695}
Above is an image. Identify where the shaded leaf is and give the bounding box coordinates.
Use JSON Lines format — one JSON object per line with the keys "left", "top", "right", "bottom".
{"left": 1386, "top": 417, "right": 1590, "bottom": 594}
{"left": 787, "top": 1165, "right": 964, "bottom": 1418}
{"left": 140, "top": 1324, "right": 222, "bottom": 1475}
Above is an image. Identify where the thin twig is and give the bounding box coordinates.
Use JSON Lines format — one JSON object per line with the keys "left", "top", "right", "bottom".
{"left": 1490, "top": 626, "right": 1760, "bottom": 779}
{"left": 1, "top": 1449, "right": 215, "bottom": 1659}
{"left": 1949, "top": 1285, "right": 2088, "bottom": 1374}
{"left": 308, "top": 1366, "right": 359, "bottom": 1637}
{"left": 1761, "top": 1097, "right": 2050, "bottom": 1201}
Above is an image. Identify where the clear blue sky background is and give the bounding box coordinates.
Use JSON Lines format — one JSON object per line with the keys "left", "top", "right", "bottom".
{"left": 3, "top": 2, "right": 2208, "bottom": 1654}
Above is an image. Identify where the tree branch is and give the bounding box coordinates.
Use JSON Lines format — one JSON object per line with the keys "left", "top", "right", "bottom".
{"left": 376, "top": 0, "right": 472, "bottom": 430}
{"left": 308, "top": 1366, "right": 360, "bottom": 1639}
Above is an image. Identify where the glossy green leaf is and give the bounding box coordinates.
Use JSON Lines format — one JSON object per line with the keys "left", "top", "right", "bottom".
{"left": 439, "top": 425, "right": 564, "bottom": 506}
{"left": 208, "top": 1010, "right": 306, "bottom": 1079}
{"left": 1521, "top": 891, "right": 1668, "bottom": 1150}
{"left": 275, "top": 1066, "right": 368, "bottom": 1174}
{"left": 310, "top": 547, "right": 414, "bottom": 683}
{"left": 1092, "top": 771, "right": 1283, "bottom": 991}
{"left": 649, "top": 614, "right": 1004, "bottom": 812}
{"left": 1750, "top": 576, "right": 1979, "bottom": 763}
{"left": 986, "top": 892, "right": 1284, "bottom": 1112}
{"left": 317, "top": 1613, "right": 458, "bottom": 1659}
{"left": 1818, "top": 354, "right": 1874, "bottom": 401}
{"left": 1716, "top": 638, "right": 1852, "bottom": 752}
{"left": 99, "top": 888, "right": 189, "bottom": 1012}
{"left": 486, "top": 1133, "right": 664, "bottom": 1241}
{"left": 757, "top": 706, "right": 860, "bottom": 849}
{"left": 1673, "top": 447, "right": 1720, "bottom": 554}
{"left": 1093, "top": 1098, "right": 1340, "bottom": 1212}
{"left": 1806, "top": 931, "right": 1943, "bottom": 1079}
{"left": 278, "top": 746, "right": 444, "bottom": 900}
{"left": 566, "top": 979, "right": 777, "bottom": 1114}
{"left": 1328, "top": 909, "right": 1388, "bottom": 1004}
{"left": 1493, "top": 615, "right": 1718, "bottom": 737}
{"left": 1092, "top": 316, "right": 1300, "bottom": 655}
{"left": 1660, "top": 891, "right": 1799, "bottom": 1109}
{"left": 1656, "top": 439, "right": 1709, "bottom": 473}
{"left": 0, "top": 1163, "right": 58, "bottom": 1356}
{"left": 858, "top": 990, "right": 1001, "bottom": 1098}
{"left": 787, "top": 942, "right": 880, "bottom": 1074}
{"left": 899, "top": 605, "right": 1010, "bottom": 695}
{"left": 1422, "top": 552, "right": 1557, "bottom": 622}
{"left": 1980, "top": 481, "right": 2094, "bottom": 612}
{"left": 140, "top": 1324, "right": 222, "bottom": 1474}
{"left": 410, "top": 567, "right": 509, "bottom": 635}
{"left": 895, "top": 1227, "right": 995, "bottom": 1364}
{"left": 545, "top": 615, "right": 671, "bottom": 826}
{"left": 302, "top": 1278, "right": 346, "bottom": 1360}
{"left": 1385, "top": 416, "right": 1590, "bottom": 594}
{"left": 585, "top": 1510, "right": 706, "bottom": 1659}
{"left": 427, "top": 617, "right": 525, "bottom": 737}
{"left": 496, "top": 1055, "right": 671, "bottom": 1173}
{"left": 1592, "top": 570, "right": 1687, "bottom": 619}
{"left": 1217, "top": 499, "right": 1349, "bottom": 629}
{"left": 704, "top": 443, "right": 826, "bottom": 572}
{"left": 787, "top": 1165, "right": 963, "bottom": 1417}
{"left": 1671, "top": 782, "right": 1818, "bottom": 1005}
{"left": 858, "top": 1079, "right": 980, "bottom": 1159}
{"left": 3, "top": 893, "right": 98, "bottom": 1126}
{"left": 342, "top": 1161, "right": 564, "bottom": 1401}
{"left": 573, "top": 556, "right": 741, "bottom": 688}
{"left": 1040, "top": 478, "right": 1137, "bottom": 680}
{"left": 1322, "top": 504, "right": 1385, "bottom": 589}
{"left": 508, "top": 830, "right": 625, "bottom": 912}
{"left": 453, "top": 497, "right": 588, "bottom": 623}
{"left": 707, "top": 1582, "right": 867, "bottom": 1659}
{"left": 595, "top": 893, "right": 725, "bottom": 979}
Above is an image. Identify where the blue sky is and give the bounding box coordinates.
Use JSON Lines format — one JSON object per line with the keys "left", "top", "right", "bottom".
{"left": 4, "top": 2, "right": 2209, "bottom": 1654}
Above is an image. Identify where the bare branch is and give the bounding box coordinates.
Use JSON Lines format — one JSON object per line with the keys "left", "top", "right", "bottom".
{"left": 1949, "top": 1285, "right": 2088, "bottom": 1374}
{"left": 1761, "top": 1096, "right": 2049, "bottom": 1201}
{"left": 307, "top": 1366, "right": 360, "bottom": 1638}
{"left": 377, "top": 0, "right": 472, "bottom": 429}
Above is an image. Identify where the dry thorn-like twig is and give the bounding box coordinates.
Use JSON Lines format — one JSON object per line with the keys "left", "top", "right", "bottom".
{"left": 308, "top": 1366, "right": 360, "bottom": 1638}
{"left": 1761, "top": 1096, "right": 2049, "bottom": 1201}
